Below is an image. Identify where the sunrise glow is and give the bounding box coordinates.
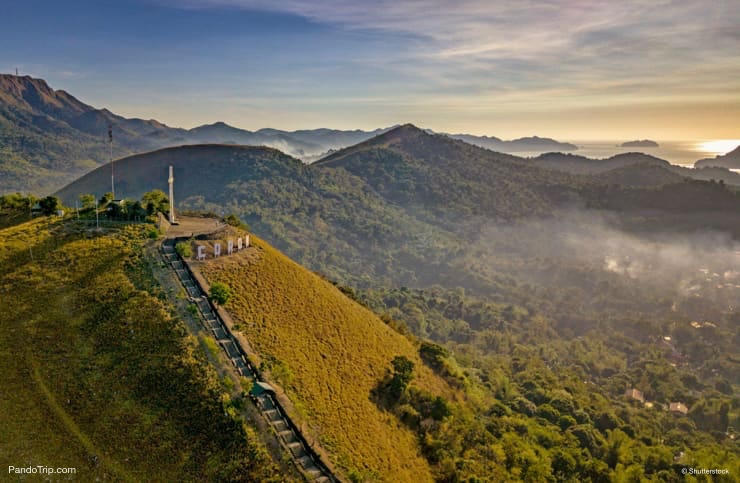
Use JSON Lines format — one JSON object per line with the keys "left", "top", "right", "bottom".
{"left": 697, "top": 140, "right": 740, "bottom": 155}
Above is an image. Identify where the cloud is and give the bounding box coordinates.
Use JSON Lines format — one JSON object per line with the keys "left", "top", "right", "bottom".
{"left": 165, "top": 0, "right": 740, "bottom": 103}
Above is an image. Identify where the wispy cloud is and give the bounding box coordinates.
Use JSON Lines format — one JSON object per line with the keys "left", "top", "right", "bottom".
{"left": 166, "top": 0, "right": 740, "bottom": 103}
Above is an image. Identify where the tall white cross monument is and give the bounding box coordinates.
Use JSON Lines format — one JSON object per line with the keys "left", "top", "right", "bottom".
{"left": 168, "top": 165, "right": 176, "bottom": 224}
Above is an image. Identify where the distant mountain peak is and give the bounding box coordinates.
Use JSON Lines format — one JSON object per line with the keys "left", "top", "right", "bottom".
{"left": 0, "top": 73, "right": 91, "bottom": 115}
{"left": 373, "top": 123, "right": 427, "bottom": 140}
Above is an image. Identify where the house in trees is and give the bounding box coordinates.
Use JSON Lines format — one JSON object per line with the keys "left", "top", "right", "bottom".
{"left": 625, "top": 388, "right": 645, "bottom": 403}
{"left": 669, "top": 402, "right": 688, "bottom": 415}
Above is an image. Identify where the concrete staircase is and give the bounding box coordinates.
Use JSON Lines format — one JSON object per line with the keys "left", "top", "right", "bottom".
{"left": 161, "top": 240, "right": 336, "bottom": 482}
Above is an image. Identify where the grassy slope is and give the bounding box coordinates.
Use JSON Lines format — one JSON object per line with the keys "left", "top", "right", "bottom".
{"left": 200, "top": 236, "right": 453, "bottom": 482}
{"left": 0, "top": 216, "right": 280, "bottom": 481}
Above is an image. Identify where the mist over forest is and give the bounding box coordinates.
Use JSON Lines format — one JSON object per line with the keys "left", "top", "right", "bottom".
{"left": 464, "top": 210, "right": 740, "bottom": 313}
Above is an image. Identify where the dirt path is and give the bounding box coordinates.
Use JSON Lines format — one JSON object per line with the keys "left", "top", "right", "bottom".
{"left": 28, "top": 358, "right": 134, "bottom": 481}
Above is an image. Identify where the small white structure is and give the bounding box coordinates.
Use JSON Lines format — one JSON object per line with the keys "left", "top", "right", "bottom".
{"left": 227, "top": 239, "right": 234, "bottom": 255}
{"left": 237, "top": 237, "right": 243, "bottom": 251}
{"left": 244, "top": 234, "right": 250, "bottom": 247}
{"left": 197, "top": 245, "right": 206, "bottom": 261}
{"left": 214, "top": 242, "right": 221, "bottom": 257}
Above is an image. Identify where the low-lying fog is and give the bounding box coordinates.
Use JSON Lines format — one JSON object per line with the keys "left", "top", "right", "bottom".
{"left": 467, "top": 210, "right": 740, "bottom": 310}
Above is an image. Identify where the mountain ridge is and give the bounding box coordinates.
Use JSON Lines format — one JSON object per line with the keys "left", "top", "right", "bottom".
{"left": 695, "top": 145, "right": 740, "bottom": 169}
{"left": 0, "top": 74, "right": 580, "bottom": 194}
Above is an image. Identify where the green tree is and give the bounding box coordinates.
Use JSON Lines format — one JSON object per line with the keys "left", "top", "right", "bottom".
{"left": 142, "top": 189, "right": 169, "bottom": 215}
{"left": 39, "top": 196, "right": 61, "bottom": 215}
{"left": 128, "top": 201, "right": 146, "bottom": 221}
{"left": 389, "top": 355, "right": 414, "bottom": 398}
{"left": 210, "top": 282, "right": 232, "bottom": 305}
{"left": 107, "top": 201, "right": 124, "bottom": 219}
{"left": 224, "top": 214, "right": 249, "bottom": 230}
{"left": 99, "top": 192, "right": 114, "bottom": 207}
{"left": 79, "top": 193, "right": 95, "bottom": 211}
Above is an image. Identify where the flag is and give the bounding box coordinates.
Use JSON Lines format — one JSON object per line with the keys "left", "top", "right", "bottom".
{"left": 108, "top": 124, "right": 113, "bottom": 142}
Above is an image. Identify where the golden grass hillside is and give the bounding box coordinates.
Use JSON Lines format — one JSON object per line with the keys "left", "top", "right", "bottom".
{"left": 0, "top": 216, "right": 280, "bottom": 481}
{"left": 199, "top": 235, "right": 454, "bottom": 482}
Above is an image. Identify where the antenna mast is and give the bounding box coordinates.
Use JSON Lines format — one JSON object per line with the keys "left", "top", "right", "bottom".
{"left": 109, "top": 123, "right": 114, "bottom": 198}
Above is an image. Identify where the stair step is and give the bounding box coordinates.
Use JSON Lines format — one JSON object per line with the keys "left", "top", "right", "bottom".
{"left": 297, "top": 455, "right": 313, "bottom": 468}
{"left": 288, "top": 442, "right": 305, "bottom": 457}
{"left": 259, "top": 397, "right": 275, "bottom": 410}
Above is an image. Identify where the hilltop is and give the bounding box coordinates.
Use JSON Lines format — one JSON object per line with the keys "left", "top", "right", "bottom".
{"left": 0, "top": 214, "right": 282, "bottom": 481}
{"left": 316, "top": 124, "right": 583, "bottom": 219}
{"left": 56, "top": 143, "right": 303, "bottom": 203}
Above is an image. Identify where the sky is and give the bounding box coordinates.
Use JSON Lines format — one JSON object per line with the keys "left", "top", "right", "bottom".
{"left": 1, "top": 0, "right": 739, "bottom": 140}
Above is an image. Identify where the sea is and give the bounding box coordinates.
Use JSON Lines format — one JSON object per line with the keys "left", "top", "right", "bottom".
{"left": 508, "top": 140, "right": 737, "bottom": 168}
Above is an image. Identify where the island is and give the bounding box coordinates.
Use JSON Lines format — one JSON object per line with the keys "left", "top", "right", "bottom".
{"left": 621, "top": 139, "right": 659, "bottom": 148}
{"left": 450, "top": 133, "right": 578, "bottom": 152}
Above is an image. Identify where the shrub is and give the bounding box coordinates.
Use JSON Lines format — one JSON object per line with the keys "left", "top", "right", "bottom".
{"left": 224, "top": 214, "right": 249, "bottom": 230}
{"left": 39, "top": 196, "right": 61, "bottom": 216}
{"left": 419, "top": 341, "right": 449, "bottom": 372}
{"left": 175, "top": 241, "right": 192, "bottom": 258}
{"left": 210, "top": 282, "right": 232, "bottom": 305}
{"left": 186, "top": 303, "right": 198, "bottom": 315}
{"left": 389, "top": 355, "right": 414, "bottom": 398}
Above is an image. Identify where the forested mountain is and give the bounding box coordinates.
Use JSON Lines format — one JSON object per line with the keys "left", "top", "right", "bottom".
{"left": 0, "top": 75, "right": 390, "bottom": 193}
{"left": 531, "top": 151, "right": 740, "bottom": 185}
{"left": 0, "top": 74, "right": 186, "bottom": 194}
{"left": 6, "top": 73, "right": 734, "bottom": 197}
{"left": 18, "top": 121, "right": 740, "bottom": 480}
{"left": 56, "top": 125, "right": 740, "bottom": 283}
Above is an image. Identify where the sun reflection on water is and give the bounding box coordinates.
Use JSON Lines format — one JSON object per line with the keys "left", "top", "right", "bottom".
{"left": 696, "top": 140, "right": 740, "bottom": 156}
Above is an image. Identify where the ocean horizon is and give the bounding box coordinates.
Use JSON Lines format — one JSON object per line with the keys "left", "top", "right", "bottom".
{"left": 510, "top": 140, "right": 738, "bottom": 167}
